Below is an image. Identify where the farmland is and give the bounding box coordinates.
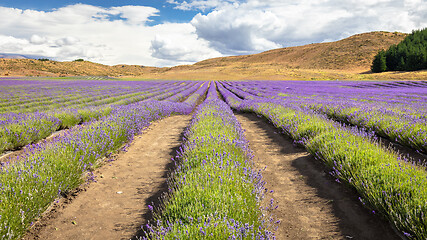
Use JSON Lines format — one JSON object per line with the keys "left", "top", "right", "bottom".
{"left": 0, "top": 78, "right": 426, "bottom": 239}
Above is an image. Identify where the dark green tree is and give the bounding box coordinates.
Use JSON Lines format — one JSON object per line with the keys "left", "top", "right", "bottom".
{"left": 397, "top": 56, "right": 406, "bottom": 71}
{"left": 372, "top": 50, "right": 387, "bottom": 72}
{"left": 372, "top": 28, "right": 427, "bottom": 72}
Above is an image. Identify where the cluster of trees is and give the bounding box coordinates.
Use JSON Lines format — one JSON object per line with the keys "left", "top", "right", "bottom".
{"left": 372, "top": 28, "right": 427, "bottom": 72}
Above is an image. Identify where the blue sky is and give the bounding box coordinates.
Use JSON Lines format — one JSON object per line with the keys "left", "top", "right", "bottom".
{"left": 0, "top": 0, "right": 199, "bottom": 25}
{"left": 0, "top": 0, "right": 425, "bottom": 67}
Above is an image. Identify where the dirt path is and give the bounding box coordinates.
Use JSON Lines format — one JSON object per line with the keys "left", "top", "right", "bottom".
{"left": 24, "top": 115, "right": 191, "bottom": 240}
{"left": 235, "top": 113, "right": 400, "bottom": 240}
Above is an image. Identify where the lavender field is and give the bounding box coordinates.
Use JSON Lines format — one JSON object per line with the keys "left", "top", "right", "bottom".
{"left": 0, "top": 78, "right": 426, "bottom": 239}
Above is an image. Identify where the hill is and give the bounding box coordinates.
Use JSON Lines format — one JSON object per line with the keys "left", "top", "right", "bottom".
{"left": 194, "top": 31, "right": 407, "bottom": 71}
{"left": 1, "top": 31, "right": 426, "bottom": 80}
{"left": 0, "top": 59, "right": 155, "bottom": 77}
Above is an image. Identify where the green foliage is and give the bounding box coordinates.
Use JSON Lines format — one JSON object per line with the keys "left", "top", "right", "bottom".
{"left": 73, "top": 59, "right": 84, "bottom": 62}
{"left": 372, "top": 28, "right": 427, "bottom": 72}
{"left": 371, "top": 50, "right": 387, "bottom": 72}
{"left": 37, "top": 58, "right": 50, "bottom": 61}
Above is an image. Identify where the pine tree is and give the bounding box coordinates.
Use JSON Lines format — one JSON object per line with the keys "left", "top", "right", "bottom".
{"left": 372, "top": 28, "right": 427, "bottom": 72}
{"left": 385, "top": 45, "right": 398, "bottom": 71}
{"left": 372, "top": 50, "right": 387, "bottom": 72}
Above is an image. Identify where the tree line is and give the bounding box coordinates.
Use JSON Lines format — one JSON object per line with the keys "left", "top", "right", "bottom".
{"left": 372, "top": 28, "right": 427, "bottom": 73}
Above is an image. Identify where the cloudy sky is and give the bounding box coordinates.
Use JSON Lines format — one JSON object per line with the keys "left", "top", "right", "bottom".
{"left": 0, "top": 0, "right": 425, "bottom": 67}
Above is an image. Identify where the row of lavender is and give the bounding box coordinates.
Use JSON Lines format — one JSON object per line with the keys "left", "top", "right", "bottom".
{"left": 144, "top": 82, "right": 276, "bottom": 239}
{"left": 0, "top": 80, "right": 205, "bottom": 156}
{"left": 0, "top": 80, "right": 174, "bottom": 113}
{"left": 218, "top": 81, "right": 427, "bottom": 239}
{"left": 0, "top": 79, "right": 209, "bottom": 239}
{"left": 222, "top": 80, "right": 427, "bottom": 154}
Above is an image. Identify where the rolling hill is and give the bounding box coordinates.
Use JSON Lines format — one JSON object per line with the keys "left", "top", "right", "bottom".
{"left": 193, "top": 31, "right": 407, "bottom": 71}
{"left": 0, "top": 58, "right": 155, "bottom": 77}
{"left": 1, "top": 31, "right": 426, "bottom": 80}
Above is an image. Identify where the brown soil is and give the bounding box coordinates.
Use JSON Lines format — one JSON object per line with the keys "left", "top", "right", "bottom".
{"left": 23, "top": 115, "right": 191, "bottom": 240}
{"left": 235, "top": 113, "right": 401, "bottom": 240}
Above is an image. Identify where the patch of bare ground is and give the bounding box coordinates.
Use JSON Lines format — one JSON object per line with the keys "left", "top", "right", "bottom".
{"left": 23, "top": 114, "right": 191, "bottom": 240}
{"left": 235, "top": 113, "right": 401, "bottom": 240}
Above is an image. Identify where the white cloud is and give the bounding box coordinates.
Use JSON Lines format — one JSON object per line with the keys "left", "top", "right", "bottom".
{"left": 0, "top": 35, "right": 29, "bottom": 52}
{"left": 0, "top": 34, "right": 103, "bottom": 60}
{"left": 190, "top": 0, "right": 427, "bottom": 55}
{"left": 0, "top": 4, "right": 219, "bottom": 66}
{"left": 30, "top": 35, "right": 47, "bottom": 45}
{"left": 191, "top": 8, "right": 284, "bottom": 54}
{"left": 167, "top": 0, "right": 239, "bottom": 11}
{"left": 109, "top": 6, "right": 159, "bottom": 24}
{"left": 150, "top": 23, "right": 222, "bottom": 63}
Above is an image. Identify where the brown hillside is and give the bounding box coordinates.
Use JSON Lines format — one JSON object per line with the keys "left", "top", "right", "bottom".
{"left": 192, "top": 31, "right": 407, "bottom": 72}
{"left": 0, "top": 59, "right": 152, "bottom": 77}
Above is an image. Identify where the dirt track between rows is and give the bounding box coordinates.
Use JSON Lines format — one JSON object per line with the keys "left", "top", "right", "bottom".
{"left": 24, "top": 115, "right": 191, "bottom": 240}
{"left": 236, "top": 113, "right": 400, "bottom": 240}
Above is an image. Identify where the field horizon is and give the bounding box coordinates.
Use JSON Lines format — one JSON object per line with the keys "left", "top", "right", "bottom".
{"left": 1, "top": 31, "right": 426, "bottom": 80}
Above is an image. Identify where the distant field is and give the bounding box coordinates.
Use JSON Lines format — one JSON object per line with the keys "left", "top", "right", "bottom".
{"left": 1, "top": 79, "right": 426, "bottom": 239}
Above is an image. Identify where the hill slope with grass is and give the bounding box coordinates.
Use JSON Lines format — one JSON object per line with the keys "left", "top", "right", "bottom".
{"left": 0, "top": 59, "right": 154, "bottom": 77}
{"left": 193, "top": 31, "right": 407, "bottom": 72}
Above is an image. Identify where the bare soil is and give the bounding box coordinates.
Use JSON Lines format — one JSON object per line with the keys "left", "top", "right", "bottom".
{"left": 23, "top": 115, "right": 191, "bottom": 240}
{"left": 235, "top": 113, "right": 401, "bottom": 240}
